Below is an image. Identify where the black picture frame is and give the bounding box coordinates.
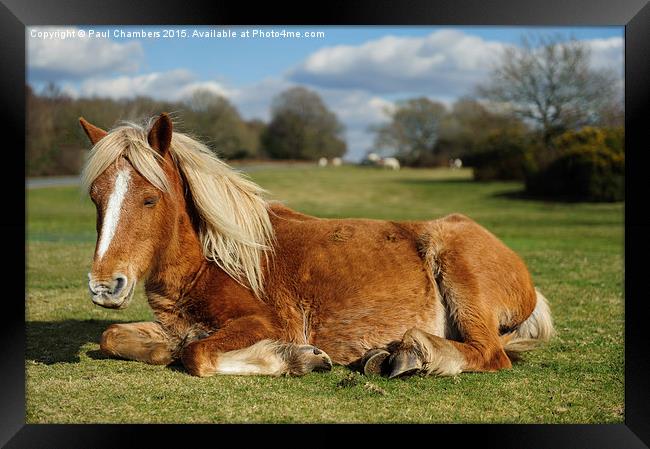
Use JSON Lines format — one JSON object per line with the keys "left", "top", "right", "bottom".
{"left": 6, "top": 0, "right": 649, "bottom": 447}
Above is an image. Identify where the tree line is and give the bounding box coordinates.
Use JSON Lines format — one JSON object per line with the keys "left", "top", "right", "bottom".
{"left": 27, "top": 85, "right": 347, "bottom": 176}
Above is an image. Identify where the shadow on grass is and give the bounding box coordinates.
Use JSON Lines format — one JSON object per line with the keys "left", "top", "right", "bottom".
{"left": 165, "top": 364, "right": 188, "bottom": 373}
{"left": 491, "top": 189, "right": 611, "bottom": 204}
{"left": 26, "top": 319, "right": 193, "bottom": 372}
{"left": 396, "top": 178, "right": 477, "bottom": 186}
{"left": 397, "top": 177, "right": 612, "bottom": 204}
{"left": 396, "top": 178, "right": 529, "bottom": 193}
{"left": 26, "top": 319, "right": 126, "bottom": 364}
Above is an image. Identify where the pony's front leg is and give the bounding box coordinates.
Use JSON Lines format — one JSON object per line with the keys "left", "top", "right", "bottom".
{"left": 100, "top": 322, "right": 177, "bottom": 365}
{"left": 181, "top": 315, "right": 332, "bottom": 377}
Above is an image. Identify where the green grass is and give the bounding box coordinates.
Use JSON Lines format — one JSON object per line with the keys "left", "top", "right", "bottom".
{"left": 26, "top": 166, "right": 624, "bottom": 423}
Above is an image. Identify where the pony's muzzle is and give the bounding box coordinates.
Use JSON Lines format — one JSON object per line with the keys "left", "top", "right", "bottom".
{"left": 88, "top": 273, "right": 130, "bottom": 308}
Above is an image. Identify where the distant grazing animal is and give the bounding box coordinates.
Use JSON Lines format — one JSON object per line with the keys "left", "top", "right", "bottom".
{"left": 79, "top": 113, "right": 554, "bottom": 379}
{"left": 380, "top": 157, "right": 400, "bottom": 171}
{"left": 450, "top": 158, "right": 463, "bottom": 169}
{"left": 318, "top": 157, "right": 328, "bottom": 167}
{"left": 366, "top": 152, "right": 380, "bottom": 163}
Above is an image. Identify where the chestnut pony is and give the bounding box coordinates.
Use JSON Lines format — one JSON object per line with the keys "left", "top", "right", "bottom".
{"left": 79, "top": 113, "right": 554, "bottom": 378}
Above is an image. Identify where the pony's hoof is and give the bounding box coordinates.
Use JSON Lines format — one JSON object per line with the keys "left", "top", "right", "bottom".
{"left": 387, "top": 350, "right": 422, "bottom": 379}
{"left": 362, "top": 349, "right": 390, "bottom": 376}
{"left": 288, "top": 345, "right": 333, "bottom": 375}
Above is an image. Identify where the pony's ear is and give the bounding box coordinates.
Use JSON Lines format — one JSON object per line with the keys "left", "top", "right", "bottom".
{"left": 148, "top": 113, "right": 173, "bottom": 156}
{"left": 78, "top": 117, "right": 108, "bottom": 145}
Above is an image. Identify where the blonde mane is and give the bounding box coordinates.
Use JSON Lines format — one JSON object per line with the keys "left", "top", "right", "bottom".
{"left": 81, "top": 119, "right": 275, "bottom": 298}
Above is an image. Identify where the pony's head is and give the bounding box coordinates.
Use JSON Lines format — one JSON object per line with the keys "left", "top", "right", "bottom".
{"left": 79, "top": 114, "right": 181, "bottom": 308}
{"left": 79, "top": 114, "right": 274, "bottom": 309}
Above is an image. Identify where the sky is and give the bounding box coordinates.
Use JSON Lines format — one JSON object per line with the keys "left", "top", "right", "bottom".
{"left": 27, "top": 26, "right": 624, "bottom": 161}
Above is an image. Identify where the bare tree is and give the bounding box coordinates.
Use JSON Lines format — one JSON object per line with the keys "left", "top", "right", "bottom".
{"left": 371, "top": 97, "right": 446, "bottom": 166}
{"left": 476, "top": 34, "right": 619, "bottom": 147}
{"left": 435, "top": 97, "right": 529, "bottom": 159}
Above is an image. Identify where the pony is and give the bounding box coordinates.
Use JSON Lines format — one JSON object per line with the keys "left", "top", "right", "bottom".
{"left": 79, "top": 113, "right": 554, "bottom": 378}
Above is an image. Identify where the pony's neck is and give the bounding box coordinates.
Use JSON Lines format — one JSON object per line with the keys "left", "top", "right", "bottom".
{"left": 144, "top": 186, "right": 205, "bottom": 303}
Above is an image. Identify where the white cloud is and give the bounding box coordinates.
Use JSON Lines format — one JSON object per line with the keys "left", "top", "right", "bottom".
{"left": 289, "top": 30, "right": 507, "bottom": 96}
{"left": 289, "top": 30, "right": 624, "bottom": 97}
{"left": 584, "top": 37, "right": 624, "bottom": 73}
{"left": 325, "top": 90, "right": 394, "bottom": 126}
{"left": 316, "top": 89, "right": 395, "bottom": 160}
{"left": 74, "top": 69, "right": 232, "bottom": 101}
{"left": 28, "top": 27, "right": 143, "bottom": 80}
{"left": 228, "top": 78, "right": 295, "bottom": 121}
{"left": 173, "top": 80, "right": 232, "bottom": 100}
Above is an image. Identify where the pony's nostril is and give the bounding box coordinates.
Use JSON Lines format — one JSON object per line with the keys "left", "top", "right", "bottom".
{"left": 89, "top": 274, "right": 128, "bottom": 296}
{"left": 113, "top": 275, "right": 128, "bottom": 296}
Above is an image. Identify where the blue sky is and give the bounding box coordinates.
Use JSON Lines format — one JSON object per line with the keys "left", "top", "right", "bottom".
{"left": 27, "top": 26, "right": 623, "bottom": 160}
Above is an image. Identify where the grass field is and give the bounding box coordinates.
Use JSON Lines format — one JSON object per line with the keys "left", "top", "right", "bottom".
{"left": 26, "top": 166, "right": 624, "bottom": 423}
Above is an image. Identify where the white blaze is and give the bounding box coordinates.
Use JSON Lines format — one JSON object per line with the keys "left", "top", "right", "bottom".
{"left": 97, "top": 169, "right": 131, "bottom": 260}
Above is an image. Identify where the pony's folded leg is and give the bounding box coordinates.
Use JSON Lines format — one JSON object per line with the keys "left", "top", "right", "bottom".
{"left": 385, "top": 328, "right": 465, "bottom": 378}
{"left": 383, "top": 326, "right": 513, "bottom": 379}
{"left": 182, "top": 339, "right": 332, "bottom": 377}
{"left": 180, "top": 315, "right": 332, "bottom": 377}
{"left": 100, "top": 322, "right": 177, "bottom": 365}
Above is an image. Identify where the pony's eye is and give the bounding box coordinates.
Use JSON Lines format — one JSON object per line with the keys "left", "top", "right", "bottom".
{"left": 144, "top": 197, "right": 159, "bottom": 207}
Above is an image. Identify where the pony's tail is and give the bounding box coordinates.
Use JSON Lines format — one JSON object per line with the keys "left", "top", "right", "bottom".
{"left": 501, "top": 289, "right": 555, "bottom": 359}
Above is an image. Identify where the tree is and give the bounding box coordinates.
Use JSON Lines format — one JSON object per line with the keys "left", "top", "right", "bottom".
{"left": 27, "top": 82, "right": 90, "bottom": 176}
{"left": 242, "top": 119, "right": 267, "bottom": 159}
{"left": 476, "top": 34, "right": 619, "bottom": 148}
{"left": 184, "top": 89, "right": 257, "bottom": 159}
{"left": 435, "top": 98, "right": 529, "bottom": 160}
{"left": 526, "top": 126, "right": 624, "bottom": 201}
{"left": 261, "top": 87, "right": 346, "bottom": 160}
{"left": 26, "top": 85, "right": 268, "bottom": 176}
{"left": 371, "top": 97, "right": 446, "bottom": 166}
